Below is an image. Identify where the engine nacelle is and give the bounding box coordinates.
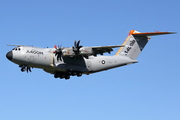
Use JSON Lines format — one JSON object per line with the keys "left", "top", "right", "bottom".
{"left": 79, "top": 47, "right": 93, "bottom": 55}
{"left": 62, "top": 47, "right": 94, "bottom": 56}
{"left": 62, "top": 48, "right": 74, "bottom": 56}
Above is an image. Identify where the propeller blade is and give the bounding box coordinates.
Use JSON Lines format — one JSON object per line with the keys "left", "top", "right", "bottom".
{"left": 74, "top": 41, "right": 77, "bottom": 48}
{"left": 72, "top": 40, "right": 83, "bottom": 55}
{"left": 54, "top": 45, "right": 63, "bottom": 61}
{"left": 79, "top": 45, "right": 83, "bottom": 49}
{"left": 77, "top": 40, "right": 80, "bottom": 47}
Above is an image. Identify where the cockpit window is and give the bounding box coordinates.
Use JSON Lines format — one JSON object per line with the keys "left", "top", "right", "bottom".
{"left": 12, "top": 47, "right": 21, "bottom": 51}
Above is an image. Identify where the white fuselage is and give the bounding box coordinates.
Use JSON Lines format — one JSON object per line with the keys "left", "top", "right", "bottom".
{"left": 6, "top": 46, "right": 137, "bottom": 78}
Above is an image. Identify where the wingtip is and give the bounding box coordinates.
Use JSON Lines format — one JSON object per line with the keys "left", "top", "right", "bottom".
{"left": 168, "top": 32, "right": 177, "bottom": 34}
{"left": 7, "top": 44, "right": 24, "bottom": 47}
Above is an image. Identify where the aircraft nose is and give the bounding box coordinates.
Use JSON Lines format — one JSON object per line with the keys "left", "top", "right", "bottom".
{"left": 6, "top": 51, "right": 13, "bottom": 60}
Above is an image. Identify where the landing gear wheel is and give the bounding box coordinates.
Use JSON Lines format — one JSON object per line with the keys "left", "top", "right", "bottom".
{"left": 54, "top": 74, "right": 59, "bottom": 78}
{"left": 59, "top": 74, "right": 65, "bottom": 79}
{"left": 21, "top": 68, "right": 25, "bottom": 72}
{"left": 67, "top": 70, "right": 72, "bottom": 75}
{"left": 72, "top": 71, "right": 76, "bottom": 76}
{"left": 77, "top": 72, "right": 82, "bottom": 77}
{"left": 65, "top": 75, "right": 70, "bottom": 80}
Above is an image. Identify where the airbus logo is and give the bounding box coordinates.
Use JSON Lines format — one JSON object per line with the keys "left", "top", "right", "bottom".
{"left": 26, "top": 49, "right": 43, "bottom": 55}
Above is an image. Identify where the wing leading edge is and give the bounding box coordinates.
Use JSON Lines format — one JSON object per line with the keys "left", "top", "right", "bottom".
{"left": 91, "top": 45, "right": 124, "bottom": 55}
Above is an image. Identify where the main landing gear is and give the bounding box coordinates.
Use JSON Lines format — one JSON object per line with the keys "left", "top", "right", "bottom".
{"left": 54, "top": 70, "right": 82, "bottom": 80}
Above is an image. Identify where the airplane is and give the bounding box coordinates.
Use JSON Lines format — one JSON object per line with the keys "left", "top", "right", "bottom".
{"left": 6, "top": 30, "right": 175, "bottom": 80}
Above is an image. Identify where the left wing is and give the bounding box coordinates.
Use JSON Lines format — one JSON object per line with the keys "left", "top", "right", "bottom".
{"left": 54, "top": 40, "right": 125, "bottom": 58}
{"left": 61, "top": 45, "right": 124, "bottom": 56}
{"left": 91, "top": 45, "right": 124, "bottom": 55}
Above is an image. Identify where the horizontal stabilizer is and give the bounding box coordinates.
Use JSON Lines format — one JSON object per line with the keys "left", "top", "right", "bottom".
{"left": 130, "top": 31, "right": 176, "bottom": 36}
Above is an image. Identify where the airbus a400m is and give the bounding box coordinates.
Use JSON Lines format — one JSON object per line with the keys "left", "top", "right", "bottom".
{"left": 6, "top": 30, "right": 174, "bottom": 80}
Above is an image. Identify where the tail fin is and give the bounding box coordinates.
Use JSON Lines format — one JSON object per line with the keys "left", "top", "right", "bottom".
{"left": 115, "top": 30, "right": 175, "bottom": 60}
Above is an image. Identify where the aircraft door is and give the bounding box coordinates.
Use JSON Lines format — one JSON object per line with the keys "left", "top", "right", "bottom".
{"left": 87, "top": 61, "right": 91, "bottom": 71}
{"left": 50, "top": 53, "right": 55, "bottom": 66}
{"left": 30, "top": 56, "right": 34, "bottom": 62}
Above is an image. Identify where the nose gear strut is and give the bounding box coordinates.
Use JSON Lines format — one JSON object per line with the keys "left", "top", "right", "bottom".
{"left": 19, "top": 65, "right": 32, "bottom": 73}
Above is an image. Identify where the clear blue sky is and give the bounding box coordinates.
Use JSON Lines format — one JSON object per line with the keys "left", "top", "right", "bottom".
{"left": 1, "top": 0, "right": 180, "bottom": 120}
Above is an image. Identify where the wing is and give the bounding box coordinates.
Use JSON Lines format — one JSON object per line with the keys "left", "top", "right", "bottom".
{"left": 7, "top": 45, "right": 28, "bottom": 47}
{"left": 91, "top": 45, "right": 124, "bottom": 55}
{"left": 61, "top": 45, "right": 124, "bottom": 56}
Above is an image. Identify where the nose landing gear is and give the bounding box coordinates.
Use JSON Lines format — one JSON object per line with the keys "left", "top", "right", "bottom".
{"left": 19, "top": 65, "right": 32, "bottom": 73}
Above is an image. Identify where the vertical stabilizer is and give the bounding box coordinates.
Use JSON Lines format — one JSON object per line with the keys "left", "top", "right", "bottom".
{"left": 115, "top": 30, "right": 175, "bottom": 60}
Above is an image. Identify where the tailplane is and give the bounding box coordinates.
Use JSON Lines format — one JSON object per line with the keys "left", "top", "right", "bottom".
{"left": 115, "top": 30, "right": 175, "bottom": 60}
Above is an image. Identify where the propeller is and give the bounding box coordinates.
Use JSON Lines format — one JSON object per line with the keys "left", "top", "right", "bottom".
{"left": 72, "top": 40, "right": 83, "bottom": 55}
{"left": 54, "top": 45, "right": 63, "bottom": 61}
